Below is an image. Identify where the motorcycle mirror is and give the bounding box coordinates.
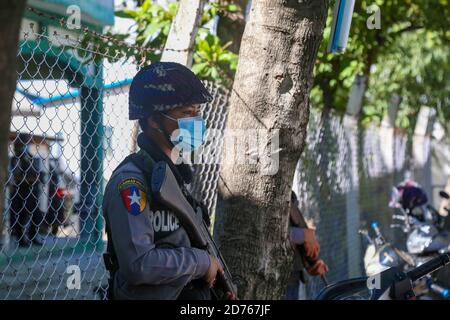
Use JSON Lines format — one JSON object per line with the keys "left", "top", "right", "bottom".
{"left": 439, "top": 191, "right": 450, "bottom": 199}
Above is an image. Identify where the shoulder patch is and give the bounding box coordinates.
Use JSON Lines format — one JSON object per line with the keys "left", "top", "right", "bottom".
{"left": 118, "top": 178, "right": 147, "bottom": 216}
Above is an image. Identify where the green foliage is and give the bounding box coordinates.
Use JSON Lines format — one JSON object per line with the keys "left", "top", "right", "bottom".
{"left": 85, "top": 0, "right": 238, "bottom": 88}
{"left": 312, "top": 0, "right": 450, "bottom": 131}
{"left": 115, "top": 0, "right": 177, "bottom": 56}
{"left": 364, "top": 30, "right": 449, "bottom": 129}
{"left": 193, "top": 32, "right": 238, "bottom": 87}
{"left": 201, "top": 1, "right": 239, "bottom": 24}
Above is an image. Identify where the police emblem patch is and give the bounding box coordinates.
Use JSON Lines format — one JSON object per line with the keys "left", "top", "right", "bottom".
{"left": 118, "top": 178, "right": 147, "bottom": 216}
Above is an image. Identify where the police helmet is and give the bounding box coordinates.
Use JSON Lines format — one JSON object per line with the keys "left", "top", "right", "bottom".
{"left": 128, "top": 62, "right": 213, "bottom": 120}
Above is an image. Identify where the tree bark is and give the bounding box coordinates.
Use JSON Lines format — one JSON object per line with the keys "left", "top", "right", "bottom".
{"left": 217, "top": 0, "right": 328, "bottom": 299}
{"left": 0, "top": 0, "right": 27, "bottom": 240}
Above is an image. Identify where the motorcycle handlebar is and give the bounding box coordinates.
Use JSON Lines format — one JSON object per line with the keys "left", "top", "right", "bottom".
{"left": 407, "top": 253, "right": 450, "bottom": 282}
{"left": 426, "top": 277, "right": 450, "bottom": 298}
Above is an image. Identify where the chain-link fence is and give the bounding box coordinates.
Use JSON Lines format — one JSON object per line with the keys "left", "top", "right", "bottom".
{"left": 290, "top": 110, "right": 442, "bottom": 299}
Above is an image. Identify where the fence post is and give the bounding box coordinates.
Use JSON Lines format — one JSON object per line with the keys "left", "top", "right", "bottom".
{"left": 343, "top": 75, "right": 364, "bottom": 278}
{"left": 79, "top": 66, "right": 104, "bottom": 250}
{"left": 380, "top": 95, "right": 400, "bottom": 173}
{"left": 413, "top": 106, "right": 435, "bottom": 200}
{"left": 345, "top": 75, "right": 366, "bottom": 116}
{"left": 380, "top": 95, "right": 402, "bottom": 245}
{"left": 161, "top": 0, "right": 206, "bottom": 67}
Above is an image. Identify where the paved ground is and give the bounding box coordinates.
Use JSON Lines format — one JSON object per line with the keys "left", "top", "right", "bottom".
{"left": 0, "top": 237, "right": 108, "bottom": 300}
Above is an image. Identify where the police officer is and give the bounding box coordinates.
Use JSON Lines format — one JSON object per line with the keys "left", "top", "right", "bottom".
{"left": 102, "top": 62, "right": 225, "bottom": 300}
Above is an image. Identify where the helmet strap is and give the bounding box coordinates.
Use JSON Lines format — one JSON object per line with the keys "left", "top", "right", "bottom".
{"left": 153, "top": 112, "right": 177, "bottom": 149}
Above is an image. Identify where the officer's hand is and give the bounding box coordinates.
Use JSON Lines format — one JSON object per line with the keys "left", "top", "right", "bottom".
{"left": 306, "top": 259, "right": 329, "bottom": 276}
{"left": 204, "top": 256, "right": 224, "bottom": 288}
{"left": 225, "top": 292, "right": 237, "bottom": 300}
{"left": 303, "top": 229, "right": 320, "bottom": 260}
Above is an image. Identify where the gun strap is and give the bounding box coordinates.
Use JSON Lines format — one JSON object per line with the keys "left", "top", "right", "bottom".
{"left": 103, "top": 216, "right": 118, "bottom": 272}
{"left": 103, "top": 214, "right": 117, "bottom": 300}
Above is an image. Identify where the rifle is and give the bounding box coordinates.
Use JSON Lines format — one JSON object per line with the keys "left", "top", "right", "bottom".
{"left": 293, "top": 207, "right": 328, "bottom": 286}
{"left": 151, "top": 161, "right": 238, "bottom": 299}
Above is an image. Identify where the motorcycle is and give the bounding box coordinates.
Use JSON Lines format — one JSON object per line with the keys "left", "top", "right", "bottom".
{"left": 316, "top": 253, "right": 450, "bottom": 300}
{"left": 316, "top": 180, "right": 450, "bottom": 300}
{"left": 357, "top": 181, "right": 450, "bottom": 299}
{"left": 389, "top": 182, "right": 450, "bottom": 257}
{"left": 359, "top": 221, "right": 415, "bottom": 277}
{"left": 359, "top": 220, "right": 449, "bottom": 299}
{"left": 389, "top": 182, "right": 450, "bottom": 294}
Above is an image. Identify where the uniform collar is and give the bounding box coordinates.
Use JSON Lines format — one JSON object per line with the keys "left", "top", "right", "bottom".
{"left": 137, "top": 133, "right": 193, "bottom": 185}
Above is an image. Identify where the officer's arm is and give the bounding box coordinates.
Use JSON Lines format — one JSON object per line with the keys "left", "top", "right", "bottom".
{"left": 289, "top": 226, "right": 305, "bottom": 245}
{"left": 105, "top": 172, "right": 211, "bottom": 286}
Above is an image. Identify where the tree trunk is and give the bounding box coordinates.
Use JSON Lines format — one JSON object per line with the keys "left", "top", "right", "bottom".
{"left": 0, "top": 0, "right": 26, "bottom": 241}
{"left": 217, "top": 0, "right": 248, "bottom": 54}
{"left": 217, "top": 0, "right": 328, "bottom": 299}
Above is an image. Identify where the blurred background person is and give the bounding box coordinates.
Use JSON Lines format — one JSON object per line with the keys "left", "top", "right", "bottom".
{"left": 9, "top": 133, "right": 45, "bottom": 247}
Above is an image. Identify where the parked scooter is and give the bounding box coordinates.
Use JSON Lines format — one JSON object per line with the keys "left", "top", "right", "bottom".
{"left": 389, "top": 181, "right": 450, "bottom": 257}
{"left": 316, "top": 253, "right": 450, "bottom": 300}
{"left": 357, "top": 181, "right": 450, "bottom": 299}
{"left": 317, "top": 180, "right": 450, "bottom": 300}
{"left": 359, "top": 219, "right": 449, "bottom": 299}
{"left": 389, "top": 181, "right": 450, "bottom": 295}
{"left": 359, "top": 221, "right": 415, "bottom": 277}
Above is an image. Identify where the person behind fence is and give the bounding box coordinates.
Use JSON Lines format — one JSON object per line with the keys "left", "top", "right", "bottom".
{"left": 285, "top": 191, "right": 329, "bottom": 299}
{"left": 9, "top": 133, "right": 45, "bottom": 247}
{"left": 102, "top": 62, "right": 232, "bottom": 300}
{"left": 45, "top": 158, "right": 67, "bottom": 236}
